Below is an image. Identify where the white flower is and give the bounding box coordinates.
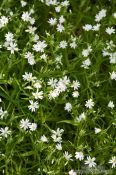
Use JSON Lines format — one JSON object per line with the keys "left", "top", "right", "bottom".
{"left": 110, "top": 71, "right": 116, "bottom": 80}
{"left": 0, "top": 16, "right": 9, "bottom": 28}
{"left": 70, "top": 41, "right": 77, "bottom": 49}
{"left": 72, "top": 91, "right": 79, "bottom": 98}
{"left": 25, "top": 52, "right": 35, "bottom": 65}
{"left": 109, "top": 52, "right": 116, "bottom": 64}
{"left": 61, "top": 0, "right": 70, "bottom": 7}
{"left": 75, "top": 151, "right": 84, "bottom": 161}
{"left": 83, "top": 24, "right": 92, "bottom": 31}
{"left": 113, "top": 12, "right": 116, "bottom": 18}
{"left": 21, "top": 11, "right": 31, "bottom": 22}
{"left": 25, "top": 26, "right": 37, "bottom": 34}
{"left": 5, "top": 32, "right": 14, "bottom": 42}
{"left": 48, "top": 18, "right": 57, "bottom": 26}
{"left": 106, "top": 27, "right": 115, "bottom": 35}
{"left": 59, "top": 40, "right": 67, "bottom": 49}
{"left": 109, "top": 156, "right": 116, "bottom": 168}
{"left": 21, "top": 1, "right": 27, "bottom": 7}
{"left": 52, "top": 128, "right": 64, "bottom": 137}
{"left": 56, "top": 24, "right": 64, "bottom": 32}
{"left": 51, "top": 128, "right": 64, "bottom": 143}
{"left": 48, "top": 89, "right": 59, "bottom": 100}
{"left": 64, "top": 103, "right": 72, "bottom": 112}
{"left": 76, "top": 112, "right": 86, "bottom": 122}
{"left": 34, "top": 81, "right": 42, "bottom": 89}
{"left": 64, "top": 151, "right": 73, "bottom": 161}
{"left": 85, "top": 156, "right": 96, "bottom": 167}
{"left": 95, "top": 9, "right": 107, "bottom": 22}
{"left": 0, "top": 107, "right": 8, "bottom": 119}
{"left": 59, "top": 16, "right": 65, "bottom": 24}
{"left": 68, "top": 169, "right": 77, "bottom": 175}
{"left": 40, "top": 135, "right": 48, "bottom": 142}
{"left": 71, "top": 80, "right": 80, "bottom": 90}
{"left": 48, "top": 78, "right": 58, "bottom": 88}
{"left": 28, "top": 100, "right": 39, "bottom": 112}
{"left": 85, "top": 99, "right": 95, "bottom": 109}
{"left": 108, "top": 101, "right": 115, "bottom": 109}
{"left": 20, "top": 118, "right": 31, "bottom": 130}
{"left": 92, "top": 24, "right": 100, "bottom": 31}
{"left": 22, "top": 72, "right": 36, "bottom": 82}
{"left": 29, "top": 123, "right": 37, "bottom": 131}
{"left": 40, "top": 53, "right": 47, "bottom": 61}
{"left": 7, "top": 42, "right": 18, "bottom": 54}
{"left": 56, "top": 143, "right": 62, "bottom": 150}
{"left": 81, "top": 58, "right": 91, "bottom": 69}
{"left": 33, "top": 34, "right": 39, "bottom": 42}
{"left": 55, "top": 6, "right": 61, "bottom": 13}
{"left": 0, "top": 127, "right": 11, "bottom": 138}
{"left": 32, "top": 91, "right": 43, "bottom": 100}
{"left": 33, "top": 41, "right": 47, "bottom": 52}
{"left": 95, "top": 128, "right": 101, "bottom": 134}
{"left": 82, "top": 46, "right": 92, "bottom": 57}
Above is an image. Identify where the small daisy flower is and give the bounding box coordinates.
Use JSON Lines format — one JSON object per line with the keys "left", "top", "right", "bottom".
{"left": 109, "top": 156, "right": 116, "bottom": 168}
{"left": 33, "top": 41, "right": 47, "bottom": 52}
{"left": 110, "top": 71, "right": 116, "bottom": 80}
{"left": 40, "top": 135, "right": 48, "bottom": 142}
{"left": 75, "top": 151, "right": 84, "bottom": 161}
{"left": 48, "top": 18, "right": 57, "bottom": 26}
{"left": 29, "top": 123, "right": 37, "bottom": 131}
{"left": 95, "top": 128, "right": 101, "bottom": 134}
{"left": 56, "top": 24, "right": 64, "bottom": 32}
{"left": 85, "top": 156, "right": 96, "bottom": 167}
{"left": 108, "top": 101, "right": 115, "bottom": 109}
{"left": 22, "top": 72, "right": 36, "bottom": 82}
{"left": 83, "top": 24, "right": 92, "bottom": 31}
{"left": 81, "top": 58, "right": 91, "bottom": 69}
{"left": 21, "top": 11, "right": 31, "bottom": 22}
{"left": 32, "top": 91, "right": 43, "bottom": 100}
{"left": 0, "top": 107, "right": 8, "bottom": 119}
{"left": 71, "top": 80, "right": 80, "bottom": 90}
{"left": 59, "top": 40, "right": 67, "bottom": 49}
{"left": 106, "top": 27, "right": 115, "bottom": 35}
{"left": 76, "top": 112, "right": 86, "bottom": 122}
{"left": 20, "top": 118, "right": 31, "bottom": 130}
{"left": 68, "top": 169, "right": 77, "bottom": 175}
{"left": 72, "top": 91, "right": 79, "bottom": 98}
{"left": 0, "top": 127, "right": 11, "bottom": 138}
{"left": 28, "top": 100, "right": 39, "bottom": 112}
{"left": 85, "top": 99, "right": 95, "bottom": 109}
{"left": 56, "top": 143, "right": 62, "bottom": 150}
{"left": 64, "top": 102, "right": 72, "bottom": 112}
{"left": 64, "top": 151, "right": 73, "bottom": 161}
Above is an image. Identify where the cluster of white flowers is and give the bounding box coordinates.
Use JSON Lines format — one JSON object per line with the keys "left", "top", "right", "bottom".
{"left": 24, "top": 52, "right": 36, "bottom": 65}
{"left": 4, "top": 32, "right": 18, "bottom": 54}
{"left": 20, "top": 118, "right": 37, "bottom": 131}
{"left": 21, "top": 11, "right": 35, "bottom": 25}
{"left": 83, "top": 23, "right": 101, "bottom": 31}
{"left": 51, "top": 128, "right": 64, "bottom": 143}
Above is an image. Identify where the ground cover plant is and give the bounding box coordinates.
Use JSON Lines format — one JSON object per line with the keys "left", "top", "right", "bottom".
{"left": 0, "top": 0, "right": 116, "bottom": 174}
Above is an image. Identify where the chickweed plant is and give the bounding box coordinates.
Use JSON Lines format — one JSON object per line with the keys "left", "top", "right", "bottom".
{"left": 0, "top": 0, "right": 116, "bottom": 174}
